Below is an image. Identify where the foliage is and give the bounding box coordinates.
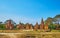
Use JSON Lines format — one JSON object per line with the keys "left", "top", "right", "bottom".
{"left": 45, "top": 17, "right": 53, "bottom": 25}
{"left": 0, "top": 24, "right": 6, "bottom": 30}
{"left": 45, "top": 14, "right": 60, "bottom": 30}
{"left": 48, "top": 23, "right": 56, "bottom": 30}
{"left": 53, "top": 14, "right": 60, "bottom": 24}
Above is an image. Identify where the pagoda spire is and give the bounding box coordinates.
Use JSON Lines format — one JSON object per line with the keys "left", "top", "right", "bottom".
{"left": 40, "top": 18, "right": 44, "bottom": 29}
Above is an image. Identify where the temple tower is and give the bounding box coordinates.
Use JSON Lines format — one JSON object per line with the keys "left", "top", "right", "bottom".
{"left": 40, "top": 18, "right": 44, "bottom": 30}
{"left": 29, "top": 24, "right": 33, "bottom": 29}
{"left": 16, "top": 23, "right": 24, "bottom": 29}
{"left": 44, "top": 23, "right": 48, "bottom": 30}
{"left": 34, "top": 22, "right": 38, "bottom": 30}
{"left": 25, "top": 23, "right": 30, "bottom": 30}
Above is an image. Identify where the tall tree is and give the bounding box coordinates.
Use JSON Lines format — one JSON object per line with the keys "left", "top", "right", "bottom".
{"left": 53, "top": 14, "right": 60, "bottom": 24}
{"left": 45, "top": 17, "right": 53, "bottom": 25}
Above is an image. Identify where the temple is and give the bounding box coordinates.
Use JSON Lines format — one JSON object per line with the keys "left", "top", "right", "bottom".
{"left": 16, "top": 23, "right": 24, "bottom": 29}
{"left": 5, "top": 18, "right": 48, "bottom": 30}
{"left": 34, "top": 22, "right": 38, "bottom": 30}
{"left": 5, "top": 20, "right": 14, "bottom": 30}
{"left": 40, "top": 18, "right": 44, "bottom": 30}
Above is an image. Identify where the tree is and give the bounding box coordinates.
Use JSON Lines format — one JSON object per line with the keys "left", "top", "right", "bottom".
{"left": 0, "top": 22, "right": 3, "bottom": 24}
{"left": 48, "top": 23, "right": 56, "bottom": 30}
{"left": 45, "top": 17, "right": 53, "bottom": 25}
{"left": 53, "top": 14, "right": 60, "bottom": 24}
{"left": 4, "top": 19, "right": 16, "bottom": 25}
{"left": 19, "top": 22, "right": 24, "bottom": 25}
{"left": 0, "top": 21, "right": 5, "bottom": 30}
{"left": 0, "top": 24, "right": 5, "bottom": 30}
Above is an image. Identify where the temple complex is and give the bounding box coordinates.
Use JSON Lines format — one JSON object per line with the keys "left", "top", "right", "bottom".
{"left": 5, "top": 19, "right": 49, "bottom": 30}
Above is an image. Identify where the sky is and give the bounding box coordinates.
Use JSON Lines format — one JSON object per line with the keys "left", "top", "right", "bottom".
{"left": 0, "top": 0, "right": 60, "bottom": 24}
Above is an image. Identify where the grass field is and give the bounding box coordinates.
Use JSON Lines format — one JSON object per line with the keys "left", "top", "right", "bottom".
{"left": 0, "top": 32, "right": 60, "bottom": 38}
{"left": 0, "top": 30, "right": 60, "bottom": 33}
{"left": 0, "top": 30, "right": 60, "bottom": 38}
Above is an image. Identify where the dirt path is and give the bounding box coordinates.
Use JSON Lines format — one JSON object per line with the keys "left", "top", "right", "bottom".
{"left": 0, "top": 33, "right": 23, "bottom": 38}
{"left": 7, "top": 34, "right": 17, "bottom": 38}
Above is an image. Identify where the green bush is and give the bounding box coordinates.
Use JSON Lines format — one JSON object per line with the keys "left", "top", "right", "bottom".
{"left": 0, "top": 24, "right": 6, "bottom": 30}
{"left": 48, "top": 23, "right": 56, "bottom": 30}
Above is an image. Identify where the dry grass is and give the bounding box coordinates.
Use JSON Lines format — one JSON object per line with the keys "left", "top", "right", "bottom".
{"left": 0, "top": 33, "right": 60, "bottom": 38}
{"left": 0, "top": 30, "right": 60, "bottom": 38}
{"left": 0, "top": 34, "right": 10, "bottom": 38}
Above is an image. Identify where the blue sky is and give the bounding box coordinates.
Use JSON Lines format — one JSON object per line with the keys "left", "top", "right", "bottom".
{"left": 0, "top": 0, "right": 60, "bottom": 24}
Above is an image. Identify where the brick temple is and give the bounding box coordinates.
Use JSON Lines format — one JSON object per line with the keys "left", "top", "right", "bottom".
{"left": 5, "top": 19, "right": 48, "bottom": 30}
{"left": 34, "top": 22, "right": 39, "bottom": 30}
{"left": 16, "top": 23, "right": 24, "bottom": 29}
{"left": 5, "top": 20, "right": 14, "bottom": 30}
{"left": 40, "top": 18, "right": 44, "bottom": 30}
